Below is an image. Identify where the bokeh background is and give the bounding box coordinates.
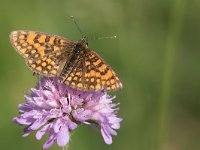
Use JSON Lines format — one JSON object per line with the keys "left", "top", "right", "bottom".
{"left": 0, "top": 0, "right": 200, "bottom": 150}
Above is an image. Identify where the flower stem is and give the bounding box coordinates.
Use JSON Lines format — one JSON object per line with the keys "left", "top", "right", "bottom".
{"left": 156, "top": 0, "right": 186, "bottom": 149}
{"left": 61, "top": 145, "right": 69, "bottom": 150}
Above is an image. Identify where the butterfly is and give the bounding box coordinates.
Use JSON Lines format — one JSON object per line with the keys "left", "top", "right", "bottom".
{"left": 10, "top": 30, "right": 123, "bottom": 92}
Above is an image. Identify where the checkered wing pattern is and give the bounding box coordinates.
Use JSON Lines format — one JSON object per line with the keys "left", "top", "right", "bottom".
{"left": 64, "top": 51, "right": 122, "bottom": 92}
{"left": 10, "top": 30, "right": 73, "bottom": 76}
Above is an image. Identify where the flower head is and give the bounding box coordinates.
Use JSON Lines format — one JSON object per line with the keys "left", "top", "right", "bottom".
{"left": 13, "top": 77, "right": 122, "bottom": 149}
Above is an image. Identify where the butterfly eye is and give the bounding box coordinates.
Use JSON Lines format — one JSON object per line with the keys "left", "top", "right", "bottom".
{"left": 75, "top": 48, "right": 80, "bottom": 53}
{"left": 75, "top": 44, "right": 81, "bottom": 53}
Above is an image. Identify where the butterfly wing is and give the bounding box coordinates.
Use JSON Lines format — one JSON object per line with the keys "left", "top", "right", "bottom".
{"left": 64, "top": 50, "right": 123, "bottom": 92}
{"left": 10, "top": 30, "right": 74, "bottom": 76}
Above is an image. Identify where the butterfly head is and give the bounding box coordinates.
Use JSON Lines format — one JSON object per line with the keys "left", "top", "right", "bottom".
{"left": 75, "top": 38, "right": 89, "bottom": 53}
{"left": 79, "top": 37, "right": 88, "bottom": 46}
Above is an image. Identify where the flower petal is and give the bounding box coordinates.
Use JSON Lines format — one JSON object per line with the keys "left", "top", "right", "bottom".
{"left": 57, "top": 125, "right": 69, "bottom": 147}
{"left": 67, "top": 119, "right": 77, "bottom": 130}
{"left": 30, "top": 117, "right": 47, "bottom": 130}
{"left": 43, "top": 133, "right": 57, "bottom": 149}
{"left": 36, "top": 124, "right": 51, "bottom": 140}
{"left": 101, "top": 127, "right": 112, "bottom": 145}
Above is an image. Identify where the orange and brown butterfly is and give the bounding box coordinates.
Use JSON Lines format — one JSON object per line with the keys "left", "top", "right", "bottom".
{"left": 9, "top": 30, "right": 123, "bottom": 92}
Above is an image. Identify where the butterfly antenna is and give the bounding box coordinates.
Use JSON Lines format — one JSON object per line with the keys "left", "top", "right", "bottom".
{"left": 88, "top": 35, "right": 117, "bottom": 41}
{"left": 95, "top": 35, "right": 117, "bottom": 40}
{"left": 70, "top": 16, "right": 84, "bottom": 38}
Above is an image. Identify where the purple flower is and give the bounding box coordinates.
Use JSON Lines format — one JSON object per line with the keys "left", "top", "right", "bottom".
{"left": 13, "top": 77, "right": 122, "bottom": 149}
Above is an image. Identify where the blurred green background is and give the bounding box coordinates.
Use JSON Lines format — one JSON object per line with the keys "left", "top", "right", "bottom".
{"left": 0, "top": 0, "right": 200, "bottom": 150}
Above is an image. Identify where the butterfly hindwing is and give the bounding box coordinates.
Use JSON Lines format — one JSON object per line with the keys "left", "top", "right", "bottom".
{"left": 64, "top": 58, "right": 85, "bottom": 89}
{"left": 26, "top": 54, "right": 67, "bottom": 76}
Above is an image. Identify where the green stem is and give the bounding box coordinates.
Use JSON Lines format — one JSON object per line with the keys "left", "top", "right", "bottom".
{"left": 156, "top": 0, "right": 186, "bottom": 149}
{"left": 61, "top": 144, "right": 69, "bottom": 150}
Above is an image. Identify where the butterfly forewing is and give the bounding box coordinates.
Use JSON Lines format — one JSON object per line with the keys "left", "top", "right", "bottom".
{"left": 10, "top": 30, "right": 74, "bottom": 76}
